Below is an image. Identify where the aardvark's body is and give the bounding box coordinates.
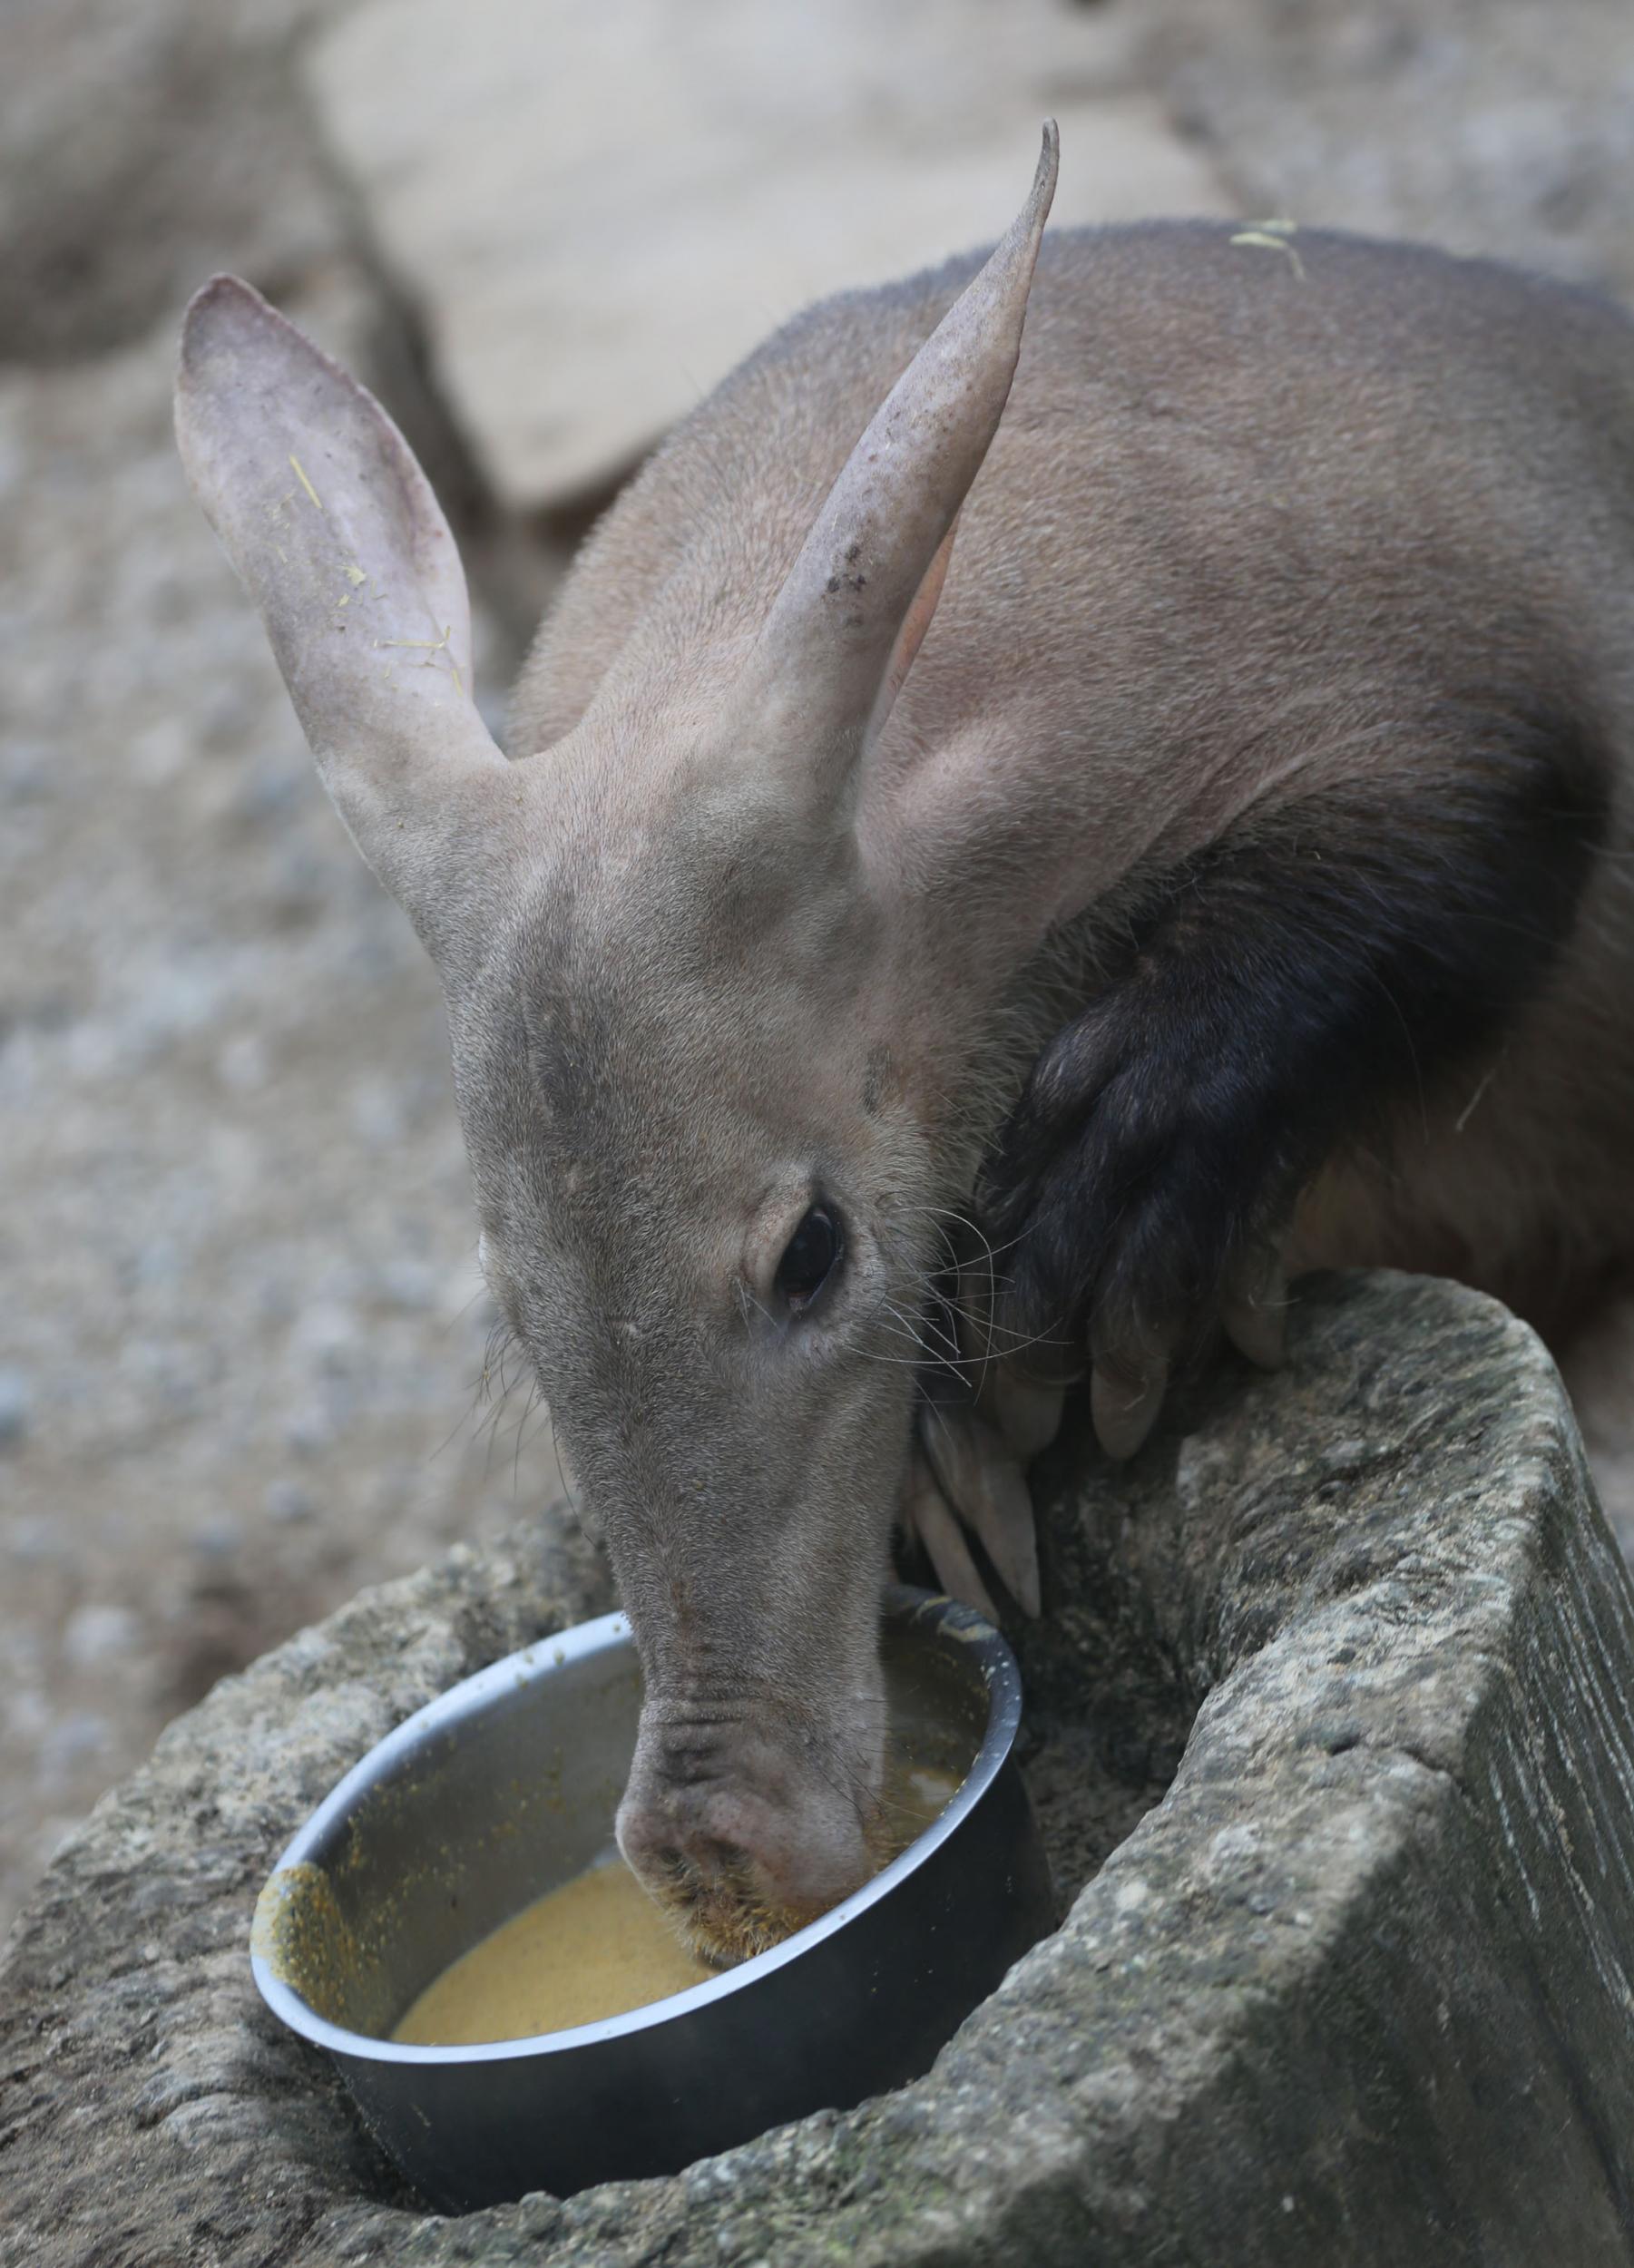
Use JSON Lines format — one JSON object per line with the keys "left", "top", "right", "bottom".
{"left": 179, "top": 133, "right": 1634, "bottom": 1961}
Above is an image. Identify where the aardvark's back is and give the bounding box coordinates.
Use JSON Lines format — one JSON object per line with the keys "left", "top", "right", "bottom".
{"left": 179, "top": 151, "right": 1634, "bottom": 1964}
{"left": 514, "top": 220, "right": 1634, "bottom": 1329}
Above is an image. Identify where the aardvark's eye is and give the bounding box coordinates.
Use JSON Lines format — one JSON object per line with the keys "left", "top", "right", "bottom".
{"left": 775, "top": 1204, "right": 844, "bottom": 1313}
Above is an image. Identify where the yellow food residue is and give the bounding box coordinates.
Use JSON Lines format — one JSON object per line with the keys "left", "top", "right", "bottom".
{"left": 392, "top": 1855, "right": 712, "bottom": 2044}
{"left": 390, "top": 1756, "right": 964, "bottom": 2048}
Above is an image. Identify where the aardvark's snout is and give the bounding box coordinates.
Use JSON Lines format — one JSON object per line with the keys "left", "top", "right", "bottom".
{"left": 615, "top": 1708, "right": 881, "bottom": 1965}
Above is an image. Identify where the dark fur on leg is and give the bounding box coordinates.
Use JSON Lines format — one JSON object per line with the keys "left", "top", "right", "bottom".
{"left": 980, "top": 691, "right": 1609, "bottom": 1383}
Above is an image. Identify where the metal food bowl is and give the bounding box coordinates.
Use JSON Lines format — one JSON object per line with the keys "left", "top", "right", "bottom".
{"left": 251, "top": 1586, "right": 1056, "bottom": 2211}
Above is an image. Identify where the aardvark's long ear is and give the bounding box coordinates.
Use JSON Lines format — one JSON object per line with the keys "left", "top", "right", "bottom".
{"left": 176, "top": 277, "right": 514, "bottom": 974}
{"left": 721, "top": 122, "right": 1058, "bottom": 807}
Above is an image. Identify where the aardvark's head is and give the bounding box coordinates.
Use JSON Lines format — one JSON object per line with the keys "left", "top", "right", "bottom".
{"left": 175, "top": 130, "right": 1057, "bottom": 1960}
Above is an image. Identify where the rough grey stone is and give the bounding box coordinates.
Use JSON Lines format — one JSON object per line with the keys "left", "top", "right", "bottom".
{"left": 6, "top": 1272, "right": 1634, "bottom": 2266}
{"left": 304, "top": 0, "right": 1234, "bottom": 509}
{"left": 0, "top": 0, "right": 344, "bottom": 362}
{"left": 1148, "top": 0, "right": 1634, "bottom": 305}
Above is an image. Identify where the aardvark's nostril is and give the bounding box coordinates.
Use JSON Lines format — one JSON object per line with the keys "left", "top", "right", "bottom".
{"left": 698, "top": 1833, "right": 747, "bottom": 1875}
{"left": 622, "top": 1817, "right": 742, "bottom": 1892}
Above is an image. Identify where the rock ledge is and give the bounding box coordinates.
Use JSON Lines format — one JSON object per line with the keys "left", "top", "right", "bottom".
{"left": 5, "top": 1273, "right": 1634, "bottom": 2267}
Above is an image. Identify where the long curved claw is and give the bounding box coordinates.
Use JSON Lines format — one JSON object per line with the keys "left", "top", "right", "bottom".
{"left": 900, "top": 1449, "right": 1001, "bottom": 1623}
{"left": 1090, "top": 1356, "right": 1168, "bottom": 1461}
{"left": 1223, "top": 1250, "right": 1288, "bottom": 1370}
{"left": 981, "top": 1360, "right": 1066, "bottom": 1463}
{"left": 920, "top": 1405, "right": 1041, "bottom": 1617}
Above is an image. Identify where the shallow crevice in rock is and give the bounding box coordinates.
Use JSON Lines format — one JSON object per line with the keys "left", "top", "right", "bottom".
{"left": 1013, "top": 1398, "right": 1198, "bottom": 1902}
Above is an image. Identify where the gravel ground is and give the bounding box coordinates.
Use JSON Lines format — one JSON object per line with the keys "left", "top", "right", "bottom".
{"left": 0, "top": 272, "right": 569, "bottom": 1933}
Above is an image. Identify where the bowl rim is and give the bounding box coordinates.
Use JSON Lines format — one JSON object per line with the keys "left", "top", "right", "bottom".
{"left": 251, "top": 1585, "right": 1024, "bottom": 2066}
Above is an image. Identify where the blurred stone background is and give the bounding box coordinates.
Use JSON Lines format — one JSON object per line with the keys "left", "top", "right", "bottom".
{"left": 3, "top": 0, "right": 1633, "bottom": 1939}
